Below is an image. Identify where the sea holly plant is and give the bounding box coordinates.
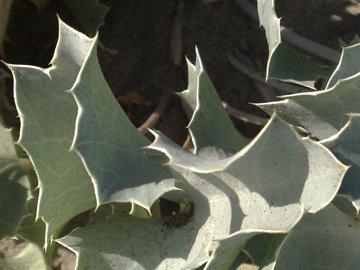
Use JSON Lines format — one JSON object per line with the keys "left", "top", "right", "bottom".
{"left": 1, "top": 19, "right": 346, "bottom": 269}
{"left": 257, "top": 0, "right": 360, "bottom": 217}
{"left": 54, "top": 19, "right": 345, "bottom": 268}
{"left": 0, "top": 125, "right": 29, "bottom": 239}
{"left": 10, "top": 20, "right": 98, "bottom": 245}
{"left": 257, "top": 0, "right": 332, "bottom": 88}
{"left": 255, "top": 0, "right": 360, "bottom": 268}
{"left": 1, "top": 2, "right": 360, "bottom": 270}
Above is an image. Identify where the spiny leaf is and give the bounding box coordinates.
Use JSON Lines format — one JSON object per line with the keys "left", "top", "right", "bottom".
{"left": 205, "top": 204, "right": 360, "bottom": 270}
{"left": 326, "top": 43, "right": 360, "bottom": 88}
{"left": 262, "top": 204, "right": 360, "bottom": 270}
{"left": 322, "top": 114, "right": 360, "bottom": 213}
{"left": 0, "top": 124, "right": 29, "bottom": 238}
{"left": 204, "top": 230, "right": 260, "bottom": 270}
{"left": 10, "top": 19, "right": 97, "bottom": 244}
{"left": 0, "top": 124, "right": 45, "bottom": 245}
{"left": 58, "top": 181, "right": 256, "bottom": 270}
{"left": 257, "top": 0, "right": 281, "bottom": 67}
{"left": 69, "top": 25, "right": 176, "bottom": 210}
{"left": 205, "top": 232, "right": 284, "bottom": 270}
{"left": 268, "top": 45, "right": 331, "bottom": 89}
{"left": 59, "top": 113, "right": 346, "bottom": 270}
{"left": 257, "top": 0, "right": 331, "bottom": 88}
{"left": 149, "top": 114, "right": 345, "bottom": 220}
{"left": 258, "top": 71, "right": 360, "bottom": 140}
{"left": 58, "top": 200, "right": 201, "bottom": 270}
{"left": 179, "top": 48, "right": 249, "bottom": 156}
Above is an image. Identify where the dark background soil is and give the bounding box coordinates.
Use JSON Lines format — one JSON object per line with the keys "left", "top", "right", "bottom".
{"left": 0, "top": 0, "right": 359, "bottom": 269}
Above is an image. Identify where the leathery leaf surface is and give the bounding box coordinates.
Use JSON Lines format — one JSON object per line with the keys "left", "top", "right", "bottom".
{"left": 322, "top": 114, "right": 360, "bottom": 214}
{"left": 256, "top": 5, "right": 360, "bottom": 218}
{"left": 262, "top": 204, "right": 360, "bottom": 270}
{"left": 10, "top": 20, "right": 97, "bottom": 244}
{"left": 258, "top": 70, "right": 360, "bottom": 140}
{"left": 0, "top": 124, "right": 28, "bottom": 238}
{"left": 178, "top": 48, "right": 249, "bottom": 156}
{"left": 59, "top": 112, "right": 345, "bottom": 269}
{"left": 257, "top": 32, "right": 360, "bottom": 140}
{"left": 326, "top": 42, "right": 360, "bottom": 88}
{"left": 69, "top": 23, "right": 176, "bottom": 209}
{"left": 257, "top": 0, "right": 331, "bottom": 88}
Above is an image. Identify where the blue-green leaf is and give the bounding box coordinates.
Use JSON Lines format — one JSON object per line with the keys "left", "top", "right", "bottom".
{"left": 10, "top": 20, "right": 97, "bottom": 244}
{"left": 179, "top": 48, "right": 249, "bottom": 156}
{"left": 69, "top": 25, "right": 176, "bottom": 211}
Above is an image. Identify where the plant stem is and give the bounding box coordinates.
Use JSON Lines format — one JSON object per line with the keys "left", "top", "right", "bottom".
{"left": 228, "top": 53, "right": 306, "bottom": 94}
{"left": 222, "top": 101, "right": 267, "bottom": 126}
{"left": 138, "top": 0, "right": 184, "bottom": 134}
